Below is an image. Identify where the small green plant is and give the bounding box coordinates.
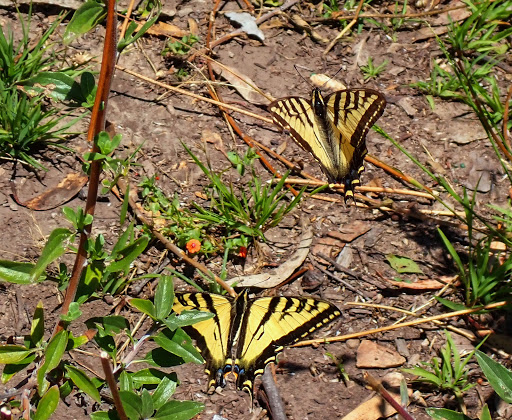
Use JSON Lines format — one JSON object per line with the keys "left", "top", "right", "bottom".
{"left": 412, "top": 0, "right": 512, "bottom": 130}
{"left": 432, "top": 186, "right": 512, "bottom": 309}
{"left": 425, "top": 349, "right": 512, "bottom": 419}
{"left": 403, "top": 331, "right": 479, "bottom": 410}
{"left": 140, "top": 145, "right": 305, "bottom": 264}
{"left": 264, "top": 0, "right": 283, "bottom": 6}
{"left": 322, "top": 0, "right": 340, "bottom": 18}
{"left": 360, "top": 57, "right": 388, "bottom": 81}
{"left": 0, "top": 226, "right": 205, "bottom": 419}
{"left": 0, "top": 9, "right": 96, "bottom": 168}
{"left": 438, "top": 228, "right": 512, "bottom": 309}
{"left": 325, "top": 352, "right": 349, "bottom": 384}
{"left": 163, "top": 34, "right": 200, "bottom": 56}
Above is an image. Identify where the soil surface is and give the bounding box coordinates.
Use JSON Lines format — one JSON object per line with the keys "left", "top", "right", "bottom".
{"left": 0, "top": 1, "right": 511, "bottom": 419}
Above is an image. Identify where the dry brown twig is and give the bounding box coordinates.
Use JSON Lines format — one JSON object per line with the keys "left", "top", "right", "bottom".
{"left": 293, "top": 300, "right": 508, "bottom": 347}
{"left": 323, "top": 0, "right": 366, "bottom": 55}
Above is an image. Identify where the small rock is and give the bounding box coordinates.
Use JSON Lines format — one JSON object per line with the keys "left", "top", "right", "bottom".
{"left": 398, "top": 97, "right": 417, "bottom": 117}
{"left": 382, "top": 371, "right": 405, "bottom": 388}
{"left": 177, "top": 7, "right": 193, "bottom": 17}
{"left": 356, "top": 340, "right": 406, "bottom": 368}
{"left": 346, "top": 339, "right": 360, "bottom": 349}
{"left": 496, "top": 397, "right": 512, "bottom": 419}
{"left": 395, "top": 338, "right": 410, "bottom": 357}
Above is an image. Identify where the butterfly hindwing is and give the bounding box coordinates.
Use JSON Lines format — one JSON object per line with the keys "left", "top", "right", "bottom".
{"left": 269, "top": 87, "right": 386, "bottom": 197}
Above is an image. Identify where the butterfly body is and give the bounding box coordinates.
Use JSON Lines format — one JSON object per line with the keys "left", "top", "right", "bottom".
{"left": 269, "top": 88, "right": 386, "bottom": 198}
{"left": 173, "top": 290, "right": 341, "bottom": 399}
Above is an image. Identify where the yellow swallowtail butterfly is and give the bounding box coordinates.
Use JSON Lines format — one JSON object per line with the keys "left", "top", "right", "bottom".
{"left": 269, "top": 88, "right": 386, "bottom": 198}
{"left": 173, "top": 290, "right": 341, "bottom": 400}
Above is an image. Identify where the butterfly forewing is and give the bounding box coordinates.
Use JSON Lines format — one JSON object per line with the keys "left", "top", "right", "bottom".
{"left": 269, "top": 97, "right": 334, "bottom": 173}
{"left": 326, "top": 89, "right": 386, "bottom": 150}
{"left": 173, "top": 293, "right": 233, "bottom": 389}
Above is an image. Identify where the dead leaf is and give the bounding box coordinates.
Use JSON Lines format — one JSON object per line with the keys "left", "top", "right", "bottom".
{"left": 311, "top": 236, "right": 344, "bottom": 264}
{"left": 290, "top": 14, "right": 329, "bottom": 44}
{"left": 210, "top": 62, "right": 271, "bottom": 105}
{"left": 195, "top": 191, "right": 208, "bottom": 200}
{"left": 231, "top": 223, "right": 313, "bottom": 288}
{"left": 341, "top": 390, "right": 406, "bottom": 420}
{"left": 276, "top": 140, "right": 287, "bottom": 155}
{"left": 356, "top": 340, "right": 406, "bottom": 368}
{"left": 327, "top": 220, "right": 371, "bottom": 242}
{"left": 142, "top": 21, "right": 188, "bottom": 38}
{"left": 225, "top": 12, "right": 265, "bottom": 42}
{"left": 310, "top": 73, "right": 347, "bottom": 90}
{"left": 188, "top": 18, "right": 198, "bottom": 35}
{"left": 13, "top": 173, "right": 88, "bottom": 211}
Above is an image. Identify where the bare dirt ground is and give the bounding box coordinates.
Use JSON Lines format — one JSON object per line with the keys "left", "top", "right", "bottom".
{"left": 0, "top": 0, "right": 511, "bottom": 419}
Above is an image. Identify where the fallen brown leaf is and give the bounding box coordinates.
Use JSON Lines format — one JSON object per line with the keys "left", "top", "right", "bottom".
{"left": 142, "top": 21, "right": 188, "bottom": 38}
{"left": 327, "top": 220, "right": 371, "bottom": 242}
{"left": 210, "top": 62, "right": 271, "bottom": 105}
{"left": 13, "top": 172, "right": 88, "bottom": 211}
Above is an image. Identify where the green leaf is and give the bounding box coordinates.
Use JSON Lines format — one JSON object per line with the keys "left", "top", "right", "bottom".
{"left": 120, "top": 184, "right": 130, "bottom": 225}
{"left": 435, "top": 297, "right": 467, "bottom": 311}
{"left": 154, "top": 400, "right": 205, "bottom": 419}
{"left": 151, "top": 376, "right": 177, "bottom": 410}
{"left": 80, "top": 71, "right": 96, "bottom": 102}
{"left": 119, "top": 370, "right": 133, "bottom": 392}
{"left": 130, "top": 369, "right": 169, "bottom": 388}
{"left": 30, "top": 229, "right": 73, "bottom": 283}
{"left": 90, "top": 411, "right": 118, "bottom": 420}
{"left": 386, "top": 254, "right": 424, "bottom": 274}
{"left": 0, "top": 345, "right": 35, "bottom": 364}
{"left": 475, "top": 350, "right": 512, "bottom": 403}
{"left": 129, "top": 298, "right": 156, "bottom": 318}
{"left": 59, "top": 380, "right": 73, "bottom": 399}
{"left": 143, "top": 348, "right": 186, "bottom": 368}
{"left": 140, "top": 388, "right": 154, "bottom": 418}
{"left": 164, "top": 310, "right": 214, "bottom": 331}
{"left": 22, "top": 72, "right": 77, "bottom": 101}
{"left": 153, "top": 329, "right": 203, "bottom": 364}
{"left": 67, "top": 333, "right": 90, "bottom": 350}
{"left": 86, "top": 316, "right": 130, "bottom": 336}
{"left": 0, "top": 260, "right": 40, "bottom": 284}
{"left": 1, "top": 353, "right": 36, "bottom": 383}
{"left": 425, "top": 408, "right": 473, "bottom": 420}
{"left": 31, "top": 301, "right": 45, "bottom": 347}
{"left": 63, "top": 0, "right": 106, "bottom": 44}
{"left": 155, "top": 276, "right": 174, "bottom": 320}
{"left": 480, "top": 404, "right": 492, "bottom": 420}
{"left": 402, "top": 367, "right": 443, "bottom": 386}
{"left": 106, "top": 236, "right": 149, "bottom": 274}
{"left": 60, "top": 302, "right": 82, "bottom": 322}
{"left": 37, "top": 331, "right": 69, "bottom": 394}
{"left": 65, "top": 365, "right": 101, "bottom": 403}
{"left": 119, "top": 390, "right": 142, "bottom": 420}
{"left": 33, "top": 385, "right": 60, "bottom": 420}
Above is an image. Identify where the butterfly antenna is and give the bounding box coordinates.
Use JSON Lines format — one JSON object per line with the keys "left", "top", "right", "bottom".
{"left": 293, "top": 64, "right": 313, "bottom": 88}
{"left": 319, "top": 66, "right": 344, "bottom": 90}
